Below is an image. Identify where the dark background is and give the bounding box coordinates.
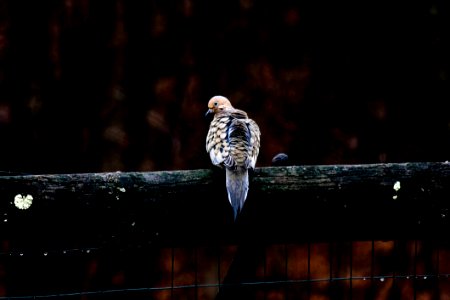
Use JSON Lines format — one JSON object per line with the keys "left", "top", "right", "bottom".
{"left": 0, "top": 0, "right": 449, "bottom": 174}
{"left": 0, "top": 2, "right": 450, "bottom": 298}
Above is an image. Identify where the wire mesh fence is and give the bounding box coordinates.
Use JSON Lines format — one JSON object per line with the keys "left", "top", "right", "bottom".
{"left": 1, "top": 163, "right": 449, "bottom": 299}
{"left": 1, "top": 239, "right": 450, "bottom": 299}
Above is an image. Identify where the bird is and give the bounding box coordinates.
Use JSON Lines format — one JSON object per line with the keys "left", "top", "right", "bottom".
{"left": 205, "top": 95, "right": 261, "bottom": 221}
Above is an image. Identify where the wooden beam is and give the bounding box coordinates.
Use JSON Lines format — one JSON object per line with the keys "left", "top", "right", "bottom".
{"left": 1, "top": 162, "right": 449, "bottom": 198}
{"left": 0, "top": 162, "right": 449, "bottom": 248}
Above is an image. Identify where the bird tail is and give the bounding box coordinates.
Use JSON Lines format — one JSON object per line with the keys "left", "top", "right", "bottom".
{"left": 225, "top": 168, "right": 249, "bottom": 221}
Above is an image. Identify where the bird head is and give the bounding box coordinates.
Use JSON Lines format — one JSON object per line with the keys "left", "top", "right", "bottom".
{"left": 205, "top": 96, "right": 233, "bottom": 116}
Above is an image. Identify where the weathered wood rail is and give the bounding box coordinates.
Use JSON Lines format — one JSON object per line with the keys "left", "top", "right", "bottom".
{"left": 1, "top": 162, "right": 449, "bottom": 250}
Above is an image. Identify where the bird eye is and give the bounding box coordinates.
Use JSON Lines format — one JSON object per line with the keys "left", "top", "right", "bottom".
{"left": 214, "top": 102, "right": 218, "bottom": 106}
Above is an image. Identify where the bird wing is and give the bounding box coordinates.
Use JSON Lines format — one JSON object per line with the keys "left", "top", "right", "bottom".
{"left": 206, "top": 110, "right": 260, "bottom": 170}
{"left": 245, "top": 119, "right": 260, "bottom": 170}
{"left": 226, "top": 118, "right": 250, "bottom": 169}
{"left": 227, "top": 114, "right": 260, "bottom": 170}
{"left": 206, "top": 115, "right": 231, "bottom": 167}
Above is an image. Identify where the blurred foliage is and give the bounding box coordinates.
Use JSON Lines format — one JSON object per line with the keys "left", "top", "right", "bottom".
{"left": 0, "top": 0, "right": 449, "bottom": 173}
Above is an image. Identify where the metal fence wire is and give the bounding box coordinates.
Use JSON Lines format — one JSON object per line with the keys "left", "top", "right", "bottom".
{"left": 1, "top": 163, "right": 450, "bottom": 299}
{"left": 1, "top": 239, "right": 450, "bottom": 299}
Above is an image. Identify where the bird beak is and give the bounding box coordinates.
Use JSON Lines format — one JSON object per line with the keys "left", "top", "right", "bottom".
{"left": 205, "top": 109, "right": 213, "bottom": 117}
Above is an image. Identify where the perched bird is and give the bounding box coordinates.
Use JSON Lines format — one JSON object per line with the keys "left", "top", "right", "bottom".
{"left": 205, "top": 95, "right": 261, "bottom": 221}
